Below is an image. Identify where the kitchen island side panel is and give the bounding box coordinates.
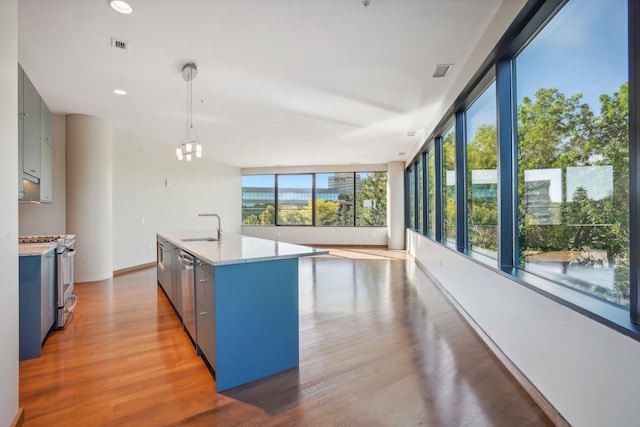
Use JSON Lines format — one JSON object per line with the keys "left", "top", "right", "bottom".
{"left": 214, "top": 258, "right": 299, "bottom": 391}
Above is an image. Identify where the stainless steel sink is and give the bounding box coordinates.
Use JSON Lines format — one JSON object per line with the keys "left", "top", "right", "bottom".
{"left": 181, "top": 237, "right": 217, "bottom": 242}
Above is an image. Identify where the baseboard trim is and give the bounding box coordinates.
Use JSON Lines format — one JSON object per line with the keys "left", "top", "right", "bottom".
{"left": 11, "top": 408, "right": 24, "bottom": 427}
{"left": 413, "top": 258, "right": 570, "bottom": 427}
{"left": 114, "top": 262, "right": 156, "bottom": 277}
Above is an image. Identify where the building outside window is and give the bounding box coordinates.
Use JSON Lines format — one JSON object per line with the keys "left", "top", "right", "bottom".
{"left": 515, "top": 0, "right": 629, "bottom": 307}
{"left": 277, "top": 174, "right": 313, "bottom": 225}
{"left": 242, "top": 175, "right": 275, "bottom": 225}
{"left": 243, "top": 171, "right": 386, "bottom": 227}
{"left": 316, "top": 173, "right": 355, "bottom": 226}
{"left": 466, "top": 81, "right": 498, "bottom": 258}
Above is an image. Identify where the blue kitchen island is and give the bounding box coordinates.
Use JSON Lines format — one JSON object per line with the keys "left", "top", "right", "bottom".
{"left": 157, "top": 231, "right": 327, "bottom": 391}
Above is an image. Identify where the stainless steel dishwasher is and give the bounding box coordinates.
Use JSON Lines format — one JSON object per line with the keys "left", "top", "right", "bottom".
{"left": 179, "top": 250, "right": 196, "bottom": 345}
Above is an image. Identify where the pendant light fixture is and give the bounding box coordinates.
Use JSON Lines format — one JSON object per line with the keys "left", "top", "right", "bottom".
{"left": 176, "top": 62, "right": 202, "bottom": 161}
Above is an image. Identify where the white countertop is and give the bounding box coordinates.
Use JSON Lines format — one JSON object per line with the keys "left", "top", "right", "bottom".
{"left": 19, "top": 243, "right": 56, "bottom": 257}
{"left": 158, "top": 231, "right": 328, "bottom": 266}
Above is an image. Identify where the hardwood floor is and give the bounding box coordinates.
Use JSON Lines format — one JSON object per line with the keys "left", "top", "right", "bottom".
{"left": 20, "top": 249, "right": 553, "bottom": 426}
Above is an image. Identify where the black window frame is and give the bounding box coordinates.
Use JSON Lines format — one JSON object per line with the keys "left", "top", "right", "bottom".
{"left": 404, "top": 0, "right": 640, "bottom": 335}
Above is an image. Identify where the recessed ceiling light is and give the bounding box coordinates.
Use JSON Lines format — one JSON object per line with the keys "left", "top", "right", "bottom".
{"left": 109, "top": 0, "right": 133, "bottom": 14}
{"left": 113, "top": 89, "right": 127, "bottom": 95}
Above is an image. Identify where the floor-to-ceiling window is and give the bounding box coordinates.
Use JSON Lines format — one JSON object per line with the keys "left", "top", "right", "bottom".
{"left": 242, "top": 175, "right": 275, "bottom": 225}
{"left": 356, "top": 172, "right": 388, "bottom": 227}
{"left": 315, "top": 173, "right": 354, "bottom": 226}
{"left": 466, "top": 81, "right": 498, "bottom": 258}
{"left": 417, "top": 156, "right": 424, "bottom": 233}
{"left": 442, "top": 126, "right": 456, "bottom": 243}
{"left": 277, "top": 174, "right": 313, "bottom": 225}
{"left": 427, "top": 148, "right": 436, "bottom": 238}
{"left": 404, "top": 0, "right": 635, "bottom": 325}
{"left": 408, "top": 165, "right": 416, "bottom": 230}
{"left": 515, "top": 0, "right": 629, "bottom": 307}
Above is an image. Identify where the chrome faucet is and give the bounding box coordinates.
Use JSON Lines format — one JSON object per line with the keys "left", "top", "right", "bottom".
{"left": 198, "top": 213, "right": 222, "bottom": 240}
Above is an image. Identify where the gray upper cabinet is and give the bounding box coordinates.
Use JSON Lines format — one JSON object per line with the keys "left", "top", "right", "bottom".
{"left": 22, "top": 71, "right": 41, "bottom": 179}
{"left": 18, "top": 67, "right": 24, "bottom": 199}
{"left": 18, "top": 65, "right": 53, "bottom": 202}
{"left": 40, "top": 100, "right": 53, "bottom": 203}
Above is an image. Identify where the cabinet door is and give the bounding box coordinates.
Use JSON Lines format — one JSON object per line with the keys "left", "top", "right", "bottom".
{"left": 18, "top": 67, "right": 24, "bottom": 199}
{"left": 40, "top": 100, "right": 53, "bottom": 203}
{"left": 22, "top": 72, "right": 41, "bottom": 179}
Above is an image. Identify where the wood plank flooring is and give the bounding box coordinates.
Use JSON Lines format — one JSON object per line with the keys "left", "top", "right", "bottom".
{"left": 19, "top": 248, "right": 553, "bottom": 426}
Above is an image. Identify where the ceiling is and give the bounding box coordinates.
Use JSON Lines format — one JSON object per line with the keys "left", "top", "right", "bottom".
{"left": 18, "top": 0, "right": 509, "bottom": 168}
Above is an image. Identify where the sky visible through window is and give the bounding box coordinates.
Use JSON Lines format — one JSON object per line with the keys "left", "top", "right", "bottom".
{"left": 516, "top": 0, "right": 628, "bottom": 108}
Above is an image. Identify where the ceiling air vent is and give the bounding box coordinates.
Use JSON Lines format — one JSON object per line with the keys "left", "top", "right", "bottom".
{"left": 111, "top": 37, "right": 129, "bottom": 51}
{"left": 432, "top": 64, "right": 452, "bottom": 78}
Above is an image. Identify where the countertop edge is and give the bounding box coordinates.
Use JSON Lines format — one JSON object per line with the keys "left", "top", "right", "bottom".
{"left": 157, "top": 231, "right": 329, "bottom": 266}
{"left": 18, "top": 244, "right": 57, "bottom": 257}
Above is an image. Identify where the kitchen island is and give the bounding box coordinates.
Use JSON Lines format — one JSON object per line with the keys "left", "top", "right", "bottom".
{"left": 157, "top": 231, "right": 327, "bottom": 391}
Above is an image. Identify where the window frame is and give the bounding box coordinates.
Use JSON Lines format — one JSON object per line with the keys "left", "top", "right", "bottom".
{"left": 243, "top": 171, "right": 388, "bottom": 229}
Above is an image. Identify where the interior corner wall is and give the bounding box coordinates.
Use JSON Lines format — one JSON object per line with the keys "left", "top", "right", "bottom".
{"left": 0, "top": 0, "right": 20, "bottom": 425}
{"left": 387, "top": 161, "right": 405, "bottom": 249}
{"left": 19, "top": 113, "right": 66, "bottom": 235}
{"left": 66, "top": 114, "right": 113, "bottom": 282}
{"left": 112, "top": 127, "right": 241, "bottom": 271}
{"left": 406, "top": 230, "right": 640, "bottom": 427}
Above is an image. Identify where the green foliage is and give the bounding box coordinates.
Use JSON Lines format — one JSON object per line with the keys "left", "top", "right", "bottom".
{"left": 278, "top": 202, "right": 312, "bottom": 225}
{"left": 357, "top": 172, "right": 387, "bottom": 226}
{"left": 516, "top": 83, "right": 630, "bottom": 306}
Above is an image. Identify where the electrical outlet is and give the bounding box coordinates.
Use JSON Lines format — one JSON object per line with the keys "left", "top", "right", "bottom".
{"left": 141, "top": 217, "right": 145, "bottom": 225}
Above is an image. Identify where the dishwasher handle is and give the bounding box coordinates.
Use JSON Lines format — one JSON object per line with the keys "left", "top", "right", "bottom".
{"left": 179, "top": 252, "right": 194, "bottom": 267}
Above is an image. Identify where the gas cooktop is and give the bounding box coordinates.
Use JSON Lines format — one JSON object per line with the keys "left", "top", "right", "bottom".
{"left": 18, "top": 235, "right": 75, "bottom": 244}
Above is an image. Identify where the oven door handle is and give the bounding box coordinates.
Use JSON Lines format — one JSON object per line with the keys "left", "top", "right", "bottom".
{"left": 65, "top": 295, "right": 78, "bottom": 314}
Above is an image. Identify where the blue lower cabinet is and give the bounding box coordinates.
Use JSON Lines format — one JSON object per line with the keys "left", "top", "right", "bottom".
{"left": 19, "top": 255, "right": 44, "bottom": 360}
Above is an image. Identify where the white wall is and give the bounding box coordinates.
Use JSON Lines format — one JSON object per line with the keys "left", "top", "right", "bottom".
{"left": 66, "top": 115, "right": 113, "bottom": 282}
{"left": 19, "top": 113, "right": 66, "bottom": 235}
{"left": 242, "top": 226, "right": 387, "bottom": 246}
{"left": 113, "top": 127, "right": 241, "bottom": 271}
{"left": 0, "top": 0, "right": 20, "bottom": 424}
{"left": 387, "top": 161, "right": 404, "bottom": 249}
{"left": 407, "top": 230, "right": 640, "bottom": 427}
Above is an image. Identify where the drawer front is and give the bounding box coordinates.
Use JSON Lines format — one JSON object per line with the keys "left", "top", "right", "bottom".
{"left": 196, "top": 300, "right": 215, "bottom": 367}
{"left": 195, "top": 259, "right": 214, "bottom": 310}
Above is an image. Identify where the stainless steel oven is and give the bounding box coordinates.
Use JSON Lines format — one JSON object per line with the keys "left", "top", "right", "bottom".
{"left": 56, "top": 242, "right": 77, "bottom": 328}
